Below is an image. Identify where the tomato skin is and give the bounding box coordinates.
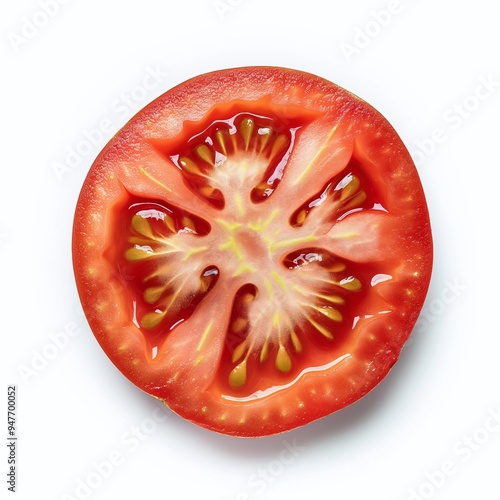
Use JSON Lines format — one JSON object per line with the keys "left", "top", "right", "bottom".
{"left": 73, "top": 67, "right": 432, "bottom": 437}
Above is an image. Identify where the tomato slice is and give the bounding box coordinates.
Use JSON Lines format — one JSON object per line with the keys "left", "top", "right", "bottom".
{"left": 72, "top": 67, "right": 432, "bottom": 437}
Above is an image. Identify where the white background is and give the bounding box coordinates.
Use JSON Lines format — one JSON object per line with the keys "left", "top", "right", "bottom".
{"left": 1, "top": 1, "right": 499, "bottom": 499}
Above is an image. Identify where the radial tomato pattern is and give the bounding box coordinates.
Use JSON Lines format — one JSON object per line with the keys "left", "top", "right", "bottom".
{"left": 72, "top": 67, "right": 433, "bottom": 437}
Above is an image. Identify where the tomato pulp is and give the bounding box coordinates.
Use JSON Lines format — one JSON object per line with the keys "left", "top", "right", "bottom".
{"left": 72, "top": 67, "right": 433, "bottom": 437}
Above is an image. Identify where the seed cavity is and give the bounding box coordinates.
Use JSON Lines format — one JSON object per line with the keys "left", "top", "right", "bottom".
{"left": 290, "top": 172, "right": 369, "bottom": 228}
{"left": 121, "top": 202, "right": 218, "bottom": 337}
{"left": 224, "top": 248, "right": 364, "bottom": 390}
{"left": 161, "top": 113, "right": 302, "bottom": 210}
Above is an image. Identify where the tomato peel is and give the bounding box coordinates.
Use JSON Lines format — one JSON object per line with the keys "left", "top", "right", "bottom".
{"left": 73, "top": 67, "right": 432, "bottom": 437}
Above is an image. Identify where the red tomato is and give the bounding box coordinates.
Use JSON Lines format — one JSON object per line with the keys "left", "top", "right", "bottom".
{"left": 73, "top": 67, "right": 432, "bottom": 437}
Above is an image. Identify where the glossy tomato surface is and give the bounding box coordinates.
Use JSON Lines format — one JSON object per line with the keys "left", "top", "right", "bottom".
{"left": 72, "top": 67, "right": 432, "bottom": 437}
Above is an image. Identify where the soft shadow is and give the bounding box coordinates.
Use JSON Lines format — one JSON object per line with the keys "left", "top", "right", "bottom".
{"left": 151, "top": 333, "right": 428, "bottom": 460}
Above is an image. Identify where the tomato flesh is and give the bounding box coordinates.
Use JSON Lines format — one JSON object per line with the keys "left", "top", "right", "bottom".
{"left": 72, "top": 67, "right": 432, "bottom": 437}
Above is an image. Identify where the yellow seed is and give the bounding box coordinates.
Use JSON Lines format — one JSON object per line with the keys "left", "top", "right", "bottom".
{"left": 125, "top": 247, "right": 153, "bottom": 262}
{"left": 144, "top": 286, "right": 165, "bottom": 304}
{"left": 308, "top": 317, "right": 334, "bottom": 339}
{"left": 260, "top": 340, "right": 270, "bottom": 363}
{"left": 215, "top": 130, "right": 228, "bottom": 156}
{"left": 232, "top": 340, "right": 248, "bottom": 363}
{"left": 231, "top": 317, "right": 248, "bottom": 333}
{"left": 230, "top": 132, "right": 239, "bottom": 152}
{"left": 327, "top": 261, "right": 346, "bottom": 273}
{"left": 239, "top": 118, "right": 254, "bottom": 150}
{"left": 319, "top": 307, "right": 343, "bottom": 322}
{"left": 276, "top": 344, "right": 292, "bottom": 373}
{"left": 339, "top": 175, "right": 361, "bottom": 200}
{"left": 315, "top": 292, "right": 345, "bottom": 305}
{"left": 296, "top": 209, "right": 307, "bottom": 226}
{"left": 229, "top": 359, "right": 247, "bottom": 388}
{"left": 290, "top": 330, "right": 302, "bottom": 353}
{"left": 195, "top": 144, "right": 214, "bottom": 165}
{"left": 199, "top": 185, "right": 216, "bottom": 198}
{"left": 180, "top": 157, "right": 204, "bottom": 175}
{"left": 199, "top": 275, "right": 212, "bottom": 293}
{"left": 131, "top": 215, "right": 154, "bottom": 238}
{"left": 254, "top": 180, "right": 270, "bottom": 194}
{"left": 269, "top": 134, "right": 288, "bottom": 159}
{"left": 182, "top": 216, "right": 196, "bottom": 232}
{"left": 241, "top": 292, "right": 255, "bottom": 305}
{"left": 342, "top": 191, "right": 367, "bottom": 211}
{"left": 258, "top": 126, "right": 273, "bottom": 152}
{"left": 163, "top": 213, "right": 176, "bottom": 232}
{"left": 340, "top": 277, "right": 362, "bottom": 291}
{"left": 141, "top": 310, "right": 166, "bottom": 329}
